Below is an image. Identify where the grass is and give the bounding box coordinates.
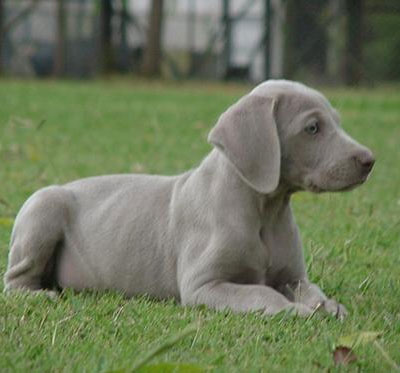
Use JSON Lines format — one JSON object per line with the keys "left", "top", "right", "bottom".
{"left": 0, "top": 79, "right": 399, "bottom": 372}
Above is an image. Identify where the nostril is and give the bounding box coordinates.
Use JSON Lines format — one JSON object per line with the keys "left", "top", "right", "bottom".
{"left": 362, "top": 159, "right": 375, "bottom": 171}
{"left": 355, "top": 153, "right": 375, "bottom": 172}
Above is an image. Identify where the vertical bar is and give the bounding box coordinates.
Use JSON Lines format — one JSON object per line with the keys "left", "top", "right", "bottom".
{"left": 187, "top": 0, "right": 196, "bottom": 75}
{"left": 187, "top": 0, "right": 196, "bottom": 52}
{"left": 264, "top": 0, "right": 271, "bottom": 80}
{"left": 327, "top": 0, "right": 341, "bottom": 80}
{"left": 222, "top": 0, "right": 231, "bottom": 77}
{"left": 120, "top": 0, "right": 128, "bottom": 65}
{"left": 141, "top": 0, "right": 164, "bottom": 76}
{"left": 345, "top": 0, "right": 363, "bottom": 85}
{"left": 100, "top": 0, "right": 113, "bottom": 73}
{"left": 54, "top": 0, "right": 67, "bottom": 76}
{"left": 0, "top": 0, "right": 4, "bottom": 74}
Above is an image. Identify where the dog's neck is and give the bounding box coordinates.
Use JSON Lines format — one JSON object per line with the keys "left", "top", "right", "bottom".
{"left": 258, "top": 183, "right": 293, "bottom": 221}
{"left": 201, "top": 149, "right": 293, "bottom": 220}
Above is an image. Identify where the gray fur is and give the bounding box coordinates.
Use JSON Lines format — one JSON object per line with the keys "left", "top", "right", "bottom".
{"left": 4, "top": 80, "right": 375, "bottom": 318}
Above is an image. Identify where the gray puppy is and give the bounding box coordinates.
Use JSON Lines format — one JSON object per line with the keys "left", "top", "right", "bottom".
{"left": 4, "top": 80, "right": 374, "bottom": 318}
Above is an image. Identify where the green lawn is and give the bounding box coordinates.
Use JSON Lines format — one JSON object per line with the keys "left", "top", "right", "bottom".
{"left": 0, "top": 79, "right": 399, "bottom": 372}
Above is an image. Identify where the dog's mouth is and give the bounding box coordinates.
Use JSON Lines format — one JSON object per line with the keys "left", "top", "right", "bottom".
{"left": 337, "top": 178, "right": 367, "bottom": 191}
{"left": 305, "top": 182, "right": 325, "bottom": 193}
{"left": 306, "top": 175, "right": 369, "bottom": 193}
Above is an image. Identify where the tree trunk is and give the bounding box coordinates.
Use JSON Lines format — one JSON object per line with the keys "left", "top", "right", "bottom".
{"left": 141, "top": 0, "right": 164, "bottom": 77}
{"left": 269, "top": 0, "right": 286, "bottom": 79}
{"left": 100, "top": 0, "right": 113, "bottom": 73}
{"left": 344, "top": 0, "right": 363, "bottom": 85}
{"left": 54, "top": 0, "right": 67, "bottom": 76}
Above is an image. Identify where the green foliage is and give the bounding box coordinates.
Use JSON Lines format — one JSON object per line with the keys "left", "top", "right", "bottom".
{"left": 0, "top": 80, "right": 399, "bottom": 372}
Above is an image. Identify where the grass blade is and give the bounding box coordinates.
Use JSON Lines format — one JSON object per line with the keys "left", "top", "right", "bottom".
{"left": 373, "top": 341, "right": 400, "bottom": 371}
{"left": 130, "top": 323, "right": 199, "bottom": 372}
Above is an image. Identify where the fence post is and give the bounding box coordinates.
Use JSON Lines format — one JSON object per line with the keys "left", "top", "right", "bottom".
{"left": 54, "top": 0, "right": 67, "bottom": 76}
{"left": 222, "top": 0, "right": 231, "bottom": 78}
{"left": 344, "top": 0, "right": 363, "bottom": 85}
{"left": 100, "top": 0, "right": 113, "bottom": 73}
{"left": 120, "top": 0, "right": 128, "bottom": 60}
{"left": 0, "top": 0, "right": 4, "bottom": 74}
{"left": 187, "top": 0, "right": 196, "bottom": 75}
{"left": 141, "top": 0, "right": 164, "bottom": 77}
{"left": 264, "top": 0, "right": 271, "bottom": 79}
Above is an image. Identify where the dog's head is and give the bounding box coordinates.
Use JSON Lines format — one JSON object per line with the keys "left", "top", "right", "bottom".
{"left": 208, "top": 80, "right": 375, "bottom": 194}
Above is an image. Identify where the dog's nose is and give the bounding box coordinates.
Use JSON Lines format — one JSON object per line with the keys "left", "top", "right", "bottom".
{"left": 354, "top": 151, "right": 375, "bottom": 174}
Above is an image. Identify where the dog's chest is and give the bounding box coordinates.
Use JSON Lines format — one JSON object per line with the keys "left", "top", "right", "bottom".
{"left": 259, "top": 221, "right": 295, "bottom": 285}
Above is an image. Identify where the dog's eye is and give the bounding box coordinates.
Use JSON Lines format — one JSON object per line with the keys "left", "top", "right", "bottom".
{"left": 305, "top": 122, "right": 319, "bottom": 135}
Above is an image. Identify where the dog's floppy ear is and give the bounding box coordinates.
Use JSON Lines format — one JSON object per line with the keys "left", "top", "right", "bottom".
{"left": 208, "top": 94, "right": 280, "bottom": 194}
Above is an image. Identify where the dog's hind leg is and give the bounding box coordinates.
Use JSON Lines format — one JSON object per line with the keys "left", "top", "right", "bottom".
{"left": 3, "top": 186, "right": 70, "bottom": 294}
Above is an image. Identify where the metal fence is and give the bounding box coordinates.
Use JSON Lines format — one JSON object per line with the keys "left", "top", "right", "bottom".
{"left": 1, "top": 0, "right": 400, "bottom": 84}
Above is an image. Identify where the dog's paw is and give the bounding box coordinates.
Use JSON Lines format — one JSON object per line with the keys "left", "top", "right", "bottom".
{"left": 4, "top": 288, "right": 59, "bottom": 301}
{"left": 322, "top": 299, "right": 348, "bottom": 321}
{"left": 263, "top": 302, "right": 313, "bottom": 317}
{"left": 283, "top": 302, "right": 314, "bottom": 317}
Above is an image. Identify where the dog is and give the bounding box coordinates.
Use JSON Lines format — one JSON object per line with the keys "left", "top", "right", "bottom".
{"left": 4, "top": 80, "right": 374, "bottom": 319}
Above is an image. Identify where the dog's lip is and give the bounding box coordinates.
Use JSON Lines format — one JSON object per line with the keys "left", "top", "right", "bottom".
{"left": 305, "top": 182, "right": 325, "bottom": 193}
{"left": 336, "top": 181, "right": 363, "bottom": 192}
{"left": 306, "top": 175, "right": 369, "bottom": 193}
{"left": 338, "top": 174, "right": 370, "bottom": 191}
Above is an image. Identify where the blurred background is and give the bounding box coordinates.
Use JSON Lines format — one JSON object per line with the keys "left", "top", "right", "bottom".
{"left": 0, "top": 0, "right": 399, "bottom": 85}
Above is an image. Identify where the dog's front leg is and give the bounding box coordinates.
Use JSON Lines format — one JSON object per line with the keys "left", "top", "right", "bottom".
{"left": 181, "top": 281, "right": 313, "bottom": 317}
{"left": 281, "top": 280, "right": 348, "bottom": 320}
